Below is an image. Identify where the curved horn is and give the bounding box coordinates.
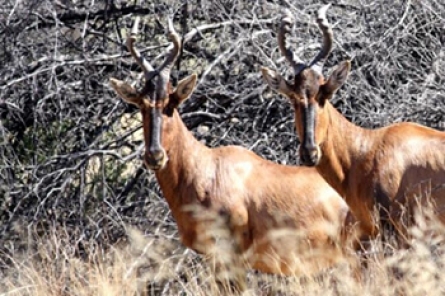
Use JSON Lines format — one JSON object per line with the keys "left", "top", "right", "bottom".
{"left": 159, "top": 18, "right": 182, "bottom": 77}
{"left": 278, "top": 10, "right": 306, "bottom": 75}
{"left": 155, "top": 18, "right": 182, "bottom": 102}
{"left": 126, "top": 16, "right": 155, "bottom": 76}
{"left": 309, "top": 4, "right": 333, "bottom": 74}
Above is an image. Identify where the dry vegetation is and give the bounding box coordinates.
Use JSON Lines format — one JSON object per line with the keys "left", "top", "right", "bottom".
{"left": 1, "top": 0, "right": 444, "bottom": 295}
{"left": 1, "top": 211, "right": 445, "bottom": 295}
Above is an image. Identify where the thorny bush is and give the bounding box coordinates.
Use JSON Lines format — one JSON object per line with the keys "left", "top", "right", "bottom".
{"left": 0, "top": 0, "right": 444, "bottom": 276}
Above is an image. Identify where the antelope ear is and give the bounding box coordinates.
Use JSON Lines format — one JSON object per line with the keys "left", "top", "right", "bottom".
{"left": 174, "top": 74, "right": 198, "bottom": 104}
{"left": 324, "top": 61, "right": 351, "bottom": 95}
{"left": 109, "top": 78, "right": 141, "bottom": 106}
{"left": 261, "top": 67, "right": 293, "bottom": 97}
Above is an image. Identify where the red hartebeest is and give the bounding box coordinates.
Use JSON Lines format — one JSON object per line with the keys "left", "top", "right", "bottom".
{"left": 261, "top": 4, "right": 445, "bottom": 243}
{"left": 110, "top": 17, "right": 358, "bottom": 285}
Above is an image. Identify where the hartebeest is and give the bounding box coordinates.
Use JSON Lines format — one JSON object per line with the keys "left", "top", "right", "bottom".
{"left": 261, "top": 4, "right": 445, "bottom": 243}
{"left": 110, "top": 17, "right": 358, "bottom": 282}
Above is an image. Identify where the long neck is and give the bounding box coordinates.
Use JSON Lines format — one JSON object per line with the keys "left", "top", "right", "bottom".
{"left": 154, "top": 110, "right": 209, "bottom": 211}
{"left": 317, "top": 101, "right": 377, "bottom": 197}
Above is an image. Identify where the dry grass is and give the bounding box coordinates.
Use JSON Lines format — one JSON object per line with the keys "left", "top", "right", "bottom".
{"left": 2, "top": 208, "right": 445, "bottom": 296}
{"left": 1, "top": 1, "right": 444, "bottom": 295}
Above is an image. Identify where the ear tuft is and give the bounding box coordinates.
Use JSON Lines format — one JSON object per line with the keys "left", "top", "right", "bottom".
{"left": 324, "top": 61, "right": 351, "bottom": 94}
{"left": 175, "top": 73, "right": 198, "bottom": 103}
{"left": 261, "top": 67, "right": 280, "bottom": 90}
{"left": 332, "top": 61, "right": 350, "bottom": 83}
{"left": 261, "top": 66, "right": 292, "bottom": 97}
{"left": 109, "top": 77, "right": 141, "bottom": 106}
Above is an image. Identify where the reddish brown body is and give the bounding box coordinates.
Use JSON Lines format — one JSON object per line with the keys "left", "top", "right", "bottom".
{"left": 303, "top": 100, "right": 445, "bottom": 239}
{"left": 147, "top": 108, "right": 355, "bottom": 275}
{"left": 110, "top": 16, "right": 357, "bottom": 278}
{"left": 110, "top": 77, "right": 357, "bottom": 275}
{"left": 261, "top": 5, "right": 445, "bottom": 242}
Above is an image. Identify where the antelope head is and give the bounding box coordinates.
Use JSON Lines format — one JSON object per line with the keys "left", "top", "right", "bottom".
{"left": 261, "top": 4, "right": 351, "bottom": 166}
{"left": 110, "top": 18, "right": 197, "bottom": 170}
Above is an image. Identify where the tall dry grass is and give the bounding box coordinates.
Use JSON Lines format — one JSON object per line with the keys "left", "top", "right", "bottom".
{"left": 1, "top": 206, "right": 445, "bottom": 296}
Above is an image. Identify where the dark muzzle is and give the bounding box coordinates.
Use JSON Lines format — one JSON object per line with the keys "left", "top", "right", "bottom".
{"left": 300, "top": 104, "right": 320, "bottom": 166}
{"left": 144, "top": 148, "right": 166, "bottom": 170}
{"left": 144, "top": 107, "right": 167, "bottom": 170}
{"left": 299, "top": 144, "right": 320, "bottom": 166}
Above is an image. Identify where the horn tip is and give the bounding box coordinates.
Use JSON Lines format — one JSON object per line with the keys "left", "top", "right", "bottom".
{"left": 318, "top": 3, "right": 331, "bottom": 19}
{"left": 167, "top": 17, "right": 175, "bottom": 33}
{"left": 131, "top": 16, "right": 141, "bottom": 35}
{"left": 166, "top": 17, "right": 180, "bottom": 43}
{"left": 281, "top": 9, "right": 294, "bottom": 23}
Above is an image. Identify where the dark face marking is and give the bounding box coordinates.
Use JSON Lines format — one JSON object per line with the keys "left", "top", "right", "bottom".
{"left": 292, "top": 69, "right": 324, "bottom": 166}
{"left": 145, "top": 107, "right": 164, "bottom": 167}
{"left": 141, "top": 82, "right": 170, "bottom": 171}
{"left": 300, "top": 103, "right": 319, "bottom": 166}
